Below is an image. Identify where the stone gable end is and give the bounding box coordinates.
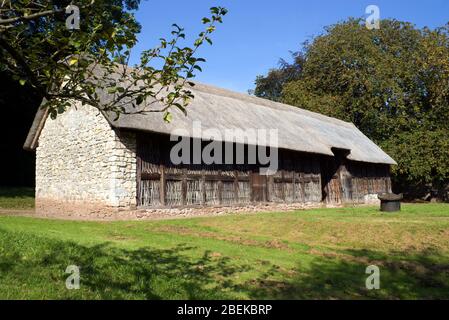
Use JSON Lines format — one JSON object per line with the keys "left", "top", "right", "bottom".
{"left": 36, "top": 103, "right": 136, "bottom": 212}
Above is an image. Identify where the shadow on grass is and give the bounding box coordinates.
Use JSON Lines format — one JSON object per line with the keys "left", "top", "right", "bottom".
{"left": 0, "top": 187, "right": 34, "bottom": 198}
{"left": 242, "top": 247, "right": 449, "bottom": 299}
{"left": 1, "top": 227, "right": 448, "bottom": 299}
{"left": 0, "top": 229, "right": 251, "bottom": 299}
{"left": 0, "top": 187, "right": 35, "bottom": 209}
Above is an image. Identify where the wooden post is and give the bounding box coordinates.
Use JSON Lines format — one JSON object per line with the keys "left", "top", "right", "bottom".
{"left": 218, "top": 170, "right": 223, "bottom": 205}
{"left": 267, "top": 175, "right": 272, "bottom": 202}
{"left": 136, "top": 154, "right": 142, "bottom": 206}
{"left": 201, "top": 168, "right": 206, "bottom": 205}
{"left": 160, "top": 164, "right": 166, "bottom": 206}
{"left": 234, "top": 170, "right": 239, "bottom": 204}
{"left": 250, "top": 172, "right": 254, "bottom": 203}
{"left": 300, "top": 172, "right": 306, "bottom": 203}
{"left": 182, "top": 168, "right": 187, "bottom": 205}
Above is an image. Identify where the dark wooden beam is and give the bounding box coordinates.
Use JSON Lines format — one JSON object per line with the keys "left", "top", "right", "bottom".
{"left": 234, "top": 170, "right": 239, "bottom": 203}
{"left": 300, "top": 172, "right": 306, "bottom": 203}
{"left": 201, "top": 168, "right": 206, "bottom": 205}
{"left": 136, "top": 153, "right": 142, "bottom": 206}
{"left": 160, "top": 164, "right": 166, "bottom": 206}
{"left": 141, "top": 172, "right": 161, "bottom": 180}
{"left": 218, "top": 170, "right": 223, "bottom": 205}
{"left": 182, "top": 168, "right": 187, "bottom": 205}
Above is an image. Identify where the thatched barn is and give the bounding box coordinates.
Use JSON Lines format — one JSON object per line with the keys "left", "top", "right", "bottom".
{"left": 24, "top": 81, "right": 396, "bottom": 213}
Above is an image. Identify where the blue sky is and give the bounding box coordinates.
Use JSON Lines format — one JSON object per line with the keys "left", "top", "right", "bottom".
{"left": 130, "top": 0, "right": 449, "bottom": 93}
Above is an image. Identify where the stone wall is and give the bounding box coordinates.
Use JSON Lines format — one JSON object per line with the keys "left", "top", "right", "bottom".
{"left": 36, "top": 103, "right": 136, "bottom": 212}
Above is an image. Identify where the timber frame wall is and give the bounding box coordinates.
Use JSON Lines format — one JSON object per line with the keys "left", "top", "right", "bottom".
{"left": 136, "top": 132, "right": 391, "bottom": 208}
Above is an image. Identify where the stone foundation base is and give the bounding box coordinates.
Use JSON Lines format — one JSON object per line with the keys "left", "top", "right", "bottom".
{"left": 32, "top": 198, "right": 381, "bottom": 221}
{"left": 32, "top": 198, "right": 333, "bottom": 221}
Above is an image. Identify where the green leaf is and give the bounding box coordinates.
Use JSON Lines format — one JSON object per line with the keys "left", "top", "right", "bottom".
{"left": 69, "top": 58, "right": 78, "bottom": 66}
{"left": 107, "top": 87, "right": 118, "bottom": 94}
{"left": 136, "top": 95, "right": 144, "bottom": 105}
{"left": 19, "top": 79, "right": 26, "bottom": 86}
{"left": 163, "top": 111, "right": 173, "bottom": 123}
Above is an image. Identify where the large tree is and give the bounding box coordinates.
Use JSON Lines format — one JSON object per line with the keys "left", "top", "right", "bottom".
{"left": 252, "top": 52, "right": 304, "bottom": 101}
{"left": 254, "top": 19, "right": 449, "bottom": 200}
{"left": 0, "top": 1, "right": 227, "bottom": 121}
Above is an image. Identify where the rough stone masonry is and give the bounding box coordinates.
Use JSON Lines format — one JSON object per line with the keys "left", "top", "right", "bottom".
{"left": 35, "top": 103, "right": 137, "bottom": 213}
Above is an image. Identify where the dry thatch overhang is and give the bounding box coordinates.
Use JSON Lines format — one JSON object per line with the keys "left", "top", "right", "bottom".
{"left": 24, "top": 79, "right": 396, "bottom": 166}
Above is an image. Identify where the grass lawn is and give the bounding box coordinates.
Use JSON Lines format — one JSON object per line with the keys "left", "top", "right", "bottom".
{"left": 0, "top": 187, "right": 35, "bottom": 209}
{"left": 0, "top": 202, "right": 448, "bottom": 299}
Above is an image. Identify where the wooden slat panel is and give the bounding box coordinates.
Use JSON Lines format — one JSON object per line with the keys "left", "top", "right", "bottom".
{"left": 137, "top": 131, "right": 392, "bottom": 207}
{"left": 166, "top": 180, "right": 183, "bottom": 206}
{"left": 186, "top": 179, "right": 202, "bottom": 205}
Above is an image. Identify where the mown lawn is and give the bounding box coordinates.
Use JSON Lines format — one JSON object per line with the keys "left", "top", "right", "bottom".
{"left": 0, "top": 203, "right": 448, "bottom": 299}
{"left": 0, "top": 187, "right": 35, "bottom": 209}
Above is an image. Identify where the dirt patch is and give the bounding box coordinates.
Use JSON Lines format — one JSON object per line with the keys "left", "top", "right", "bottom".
{"left": 265, "top": 239, "right": 289, "bottom": 250}
{"left": 210, "top": 252, "right": 222, "bottom": 258}
{"left": 106, "top": 233, "right": 136, "bottom": 241}
{"left": 0, "top": 208, "right": 35, "bottom": 215}
{"left": 152, "top": 225, "right": 292, "bottom": 251}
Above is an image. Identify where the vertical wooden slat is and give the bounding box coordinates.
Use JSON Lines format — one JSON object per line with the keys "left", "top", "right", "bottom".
{"left": 218, "top": 170, "right": 223, "bottom": 205}
{"left": 136, "top": 150, "right": 142, "bottom": 206}
{"left": 267, "top": 175, "right": 273, "bottom": 202}
{"left": 182, "top": 168, "right": 187, "bottom": 205}
{"left": 201, "top": 168, "right": 206, "bottom": 205}
{"left": 160, "top": 164, "right": 166, "bottom": 205}
{"left": 250, "top": 172, "right": 254, "bottom": 202}
{"left": 300, "top": 172, "right": 306, "bottom": 203}
{"left": 234, "top": 170, "right": 239, "bottom": 203}
{"left": 316, "top": 158, "right": 323, "bottom": 204}
{"left": 280, "top": 170, "right": 285, "bottom": 201}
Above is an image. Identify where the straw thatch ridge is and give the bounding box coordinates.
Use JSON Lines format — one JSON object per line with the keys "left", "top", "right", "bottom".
{"left": 24, "top": 75, "right": 396, "bottom": 165}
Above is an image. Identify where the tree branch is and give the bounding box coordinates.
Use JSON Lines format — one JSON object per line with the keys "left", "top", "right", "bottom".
{"left": 0, "top": 1, "right": 95, "bottom": 27}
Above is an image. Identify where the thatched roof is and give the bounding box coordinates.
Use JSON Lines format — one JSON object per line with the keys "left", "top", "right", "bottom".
{"left": 24, "top": 77, "right": 396, "bottom": 165}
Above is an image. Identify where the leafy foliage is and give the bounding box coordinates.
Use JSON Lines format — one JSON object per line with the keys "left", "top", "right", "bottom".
{"left": 0, "top": 1, "right": 227, "bottom": 121}
{"left": 251, "top": 53, "right": 304, "bottom": 101}
{"left": 254, "top": 19, "right": 449, "bottom": 198}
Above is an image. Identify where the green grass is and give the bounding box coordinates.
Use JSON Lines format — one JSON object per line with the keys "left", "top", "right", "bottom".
{"left": 0, "top": 203, "right": 448, "bottom": 299}
{"left": 0, "top": 187, "right": 34, "bottom": 209}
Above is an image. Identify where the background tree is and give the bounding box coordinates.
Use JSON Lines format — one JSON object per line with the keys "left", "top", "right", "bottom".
{"left": 254, "top": 19, "right": 449, "bottom": 200}
{"left": 251, "top": 52, "right": 304, "bottom": 101}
